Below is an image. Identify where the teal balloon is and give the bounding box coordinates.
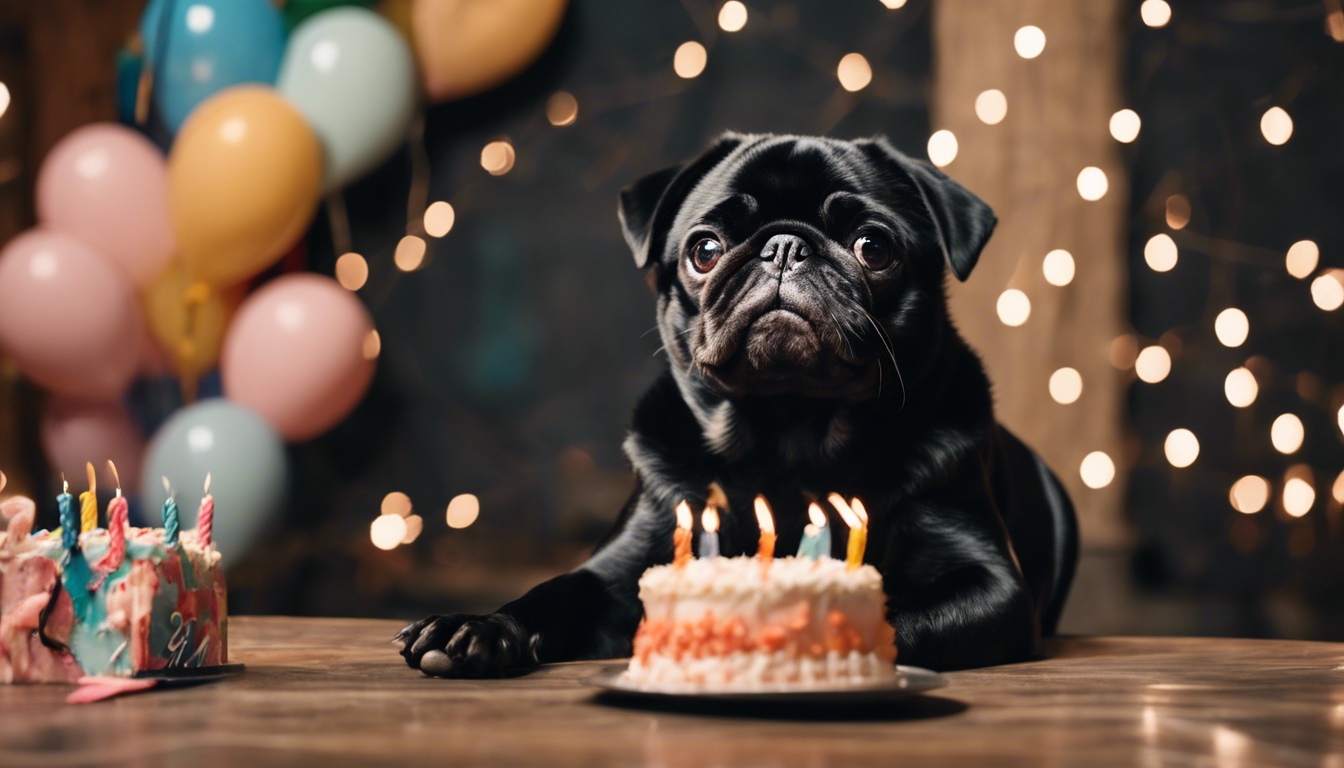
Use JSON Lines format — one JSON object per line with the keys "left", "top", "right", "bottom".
{"left": 140, "top": 399, "right": 288, "bottom": 566}
{"left": 281, "top": 0, "right": 376, "bottom": 30}
{"left": 277, "top": 7, "right": 416, "bottom": 192}
{"left": 139, "top": 0, "right": 287, "bottom": 133}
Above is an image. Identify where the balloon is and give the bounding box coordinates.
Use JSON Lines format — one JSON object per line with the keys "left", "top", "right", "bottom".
{"left": 0, "top": 230, "right": 144, "bottom": 401}
{"left": 35, "top": 124, "right": 175, "bottom": 288}
{"left": 282, "top": 0, "right": 376, "bottom": 29}
{"left": 278, "top": 8, "right": 417, "bottom": 192}
{"left": 41, "top": 397, "right": 145, "bottom": 497}
{"left": 140, "top": 399, "right": 288, "bottom": 563}
{"left": 412, "top": 0, "right": 568, "bottom": 102}
{"left": 142, "top": 261, "right": 245, "bottom": 384}
{"left": 221, "top": 274, "right": 375, "bottom": 442}
{"left": 138, "top": 0, "right": 287, "bottom": 132}
{"left": 168, "top": 86, "right": 322, "bottom": 288}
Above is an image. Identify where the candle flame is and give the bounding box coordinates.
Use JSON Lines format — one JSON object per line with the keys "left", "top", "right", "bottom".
{"left": 85, "top": 462, "right": 96, "bottom": 493}
{"left": 107, "top": 460, "right": 122, "bottom": 497}
{"left": 753, "top": 495, "right": 774, "bottom": 535}
{"left": 204, "top": 472, "right": 212, "bottom": 495}
{"left": 807, "top": 502, "right": 827, "bottom": 528}
{"left": 0, "top": 469, "right": 6, "bottom": 494}
{"left": 162, "top": 476, "right": 172, "bottom": 495}
{"left": 702, "top": 506, "right": 719, "bottom": 533}
{"left": 62, "top": 474, "right": 68, "bottom": 494}
{"left": 850, "top": 497, "right": 868, "bottom": 524}
{"left": 675, "top": 500, "right": 693, "bottom": 530}
{"left": 828, "top": 493, "right": 861, "bottom": 529}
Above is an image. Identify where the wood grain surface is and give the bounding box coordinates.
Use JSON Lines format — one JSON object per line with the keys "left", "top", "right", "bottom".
{"left": 2, "top": 617, "right": 1344, "bottom": 766}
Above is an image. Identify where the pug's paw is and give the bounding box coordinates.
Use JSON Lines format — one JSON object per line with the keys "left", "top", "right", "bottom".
{"left": 393, "top": 613, "right": 537, "bottom": 678}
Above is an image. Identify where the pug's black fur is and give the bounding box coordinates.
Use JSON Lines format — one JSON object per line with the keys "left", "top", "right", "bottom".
{"left": 396, "top": 133, "right": 1078, "bottom": 676}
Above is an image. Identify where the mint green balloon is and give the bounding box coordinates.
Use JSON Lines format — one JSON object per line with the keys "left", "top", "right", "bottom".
{"left": 140, "top": 399, "right": 288, "bottom": 566}
{"left": 277, "top": 7, "right": 417, "bottom": 192}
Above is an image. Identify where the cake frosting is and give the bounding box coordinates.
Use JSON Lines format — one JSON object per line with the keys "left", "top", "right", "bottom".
{"left": 0, "top": 502, "right": 226, "bottom": 684}
{"left": 625, "top": 556, "right": 897, "bottom": 689}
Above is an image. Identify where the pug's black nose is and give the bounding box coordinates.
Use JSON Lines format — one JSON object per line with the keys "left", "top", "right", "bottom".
{"left": 760, "top": 233, "right": 811, "bottom": 268}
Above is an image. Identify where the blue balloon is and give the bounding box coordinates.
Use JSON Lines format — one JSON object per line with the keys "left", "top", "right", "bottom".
{"left": 140, "top": 399, "right": 288, "bottom": 566}
{"left": 139, "top": 0, "right": 287, "bottom": 133}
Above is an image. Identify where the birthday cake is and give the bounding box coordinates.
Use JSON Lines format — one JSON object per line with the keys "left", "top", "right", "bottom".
{"left": 625, "top": 556, "right": 897, "bottom": 689}
{"left": 0, "top": 496, "right": 227, "bottom": 684}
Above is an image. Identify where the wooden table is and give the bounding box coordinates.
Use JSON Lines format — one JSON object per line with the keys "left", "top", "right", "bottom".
{"left": 3, "top": 617, "right": 1344, "bottom": 767}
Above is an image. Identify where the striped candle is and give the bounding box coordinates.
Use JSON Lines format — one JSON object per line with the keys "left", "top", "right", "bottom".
{"left": 198, "top": 473, "right": 213, "bottom": 548}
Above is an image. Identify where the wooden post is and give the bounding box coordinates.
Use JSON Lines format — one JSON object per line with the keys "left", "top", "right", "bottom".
{"left": 933, "top": 0, "right": 1130, "bottom": 548}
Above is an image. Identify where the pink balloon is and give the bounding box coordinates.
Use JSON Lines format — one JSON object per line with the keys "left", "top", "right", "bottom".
{"left": 41, "top": 396, "right": 145, "bottom": 496}
{"left": 36, "top": 123, "right": 175, "bottom": 288}
{"left": 0, "top": 230, "right": 144, "bottom": 401}
{"left": 221, "top": 274, "right": 375, "bottom": 442}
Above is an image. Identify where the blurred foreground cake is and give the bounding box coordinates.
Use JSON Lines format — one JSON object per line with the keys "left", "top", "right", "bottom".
{"left": 625, "top": 556, "right": 896, "bottom": 689}
{"left": 0, "top": 497, "right": 227, "bottom": 683}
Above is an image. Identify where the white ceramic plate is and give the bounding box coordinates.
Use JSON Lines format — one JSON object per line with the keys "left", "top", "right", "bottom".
{"left": 587, "top": 664, "right": 947, "bottom": 704}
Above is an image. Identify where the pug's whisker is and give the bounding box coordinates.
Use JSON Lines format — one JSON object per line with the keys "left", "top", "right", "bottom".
{"left": 860, "top": 307, "right": 905, "bottom": 411}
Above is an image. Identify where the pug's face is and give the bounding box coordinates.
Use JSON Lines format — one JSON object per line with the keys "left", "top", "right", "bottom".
{"left": 619, "top": 134, "right": 995, "bottom": 402}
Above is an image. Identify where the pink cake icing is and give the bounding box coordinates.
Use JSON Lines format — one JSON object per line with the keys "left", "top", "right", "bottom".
{"left": 0, "top": 497, "right": 227, "bottom": 683}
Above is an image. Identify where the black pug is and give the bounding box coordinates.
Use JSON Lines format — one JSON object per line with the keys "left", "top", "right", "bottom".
{"left": 396, "top": 133, "right": 1078, "bottom": 676}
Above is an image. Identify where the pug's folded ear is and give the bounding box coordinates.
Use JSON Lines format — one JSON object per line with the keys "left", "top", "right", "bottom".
{"left": 855, "top": 137, "right": 996, "bottom": 282}
{"left": 618, "top": 133, "right": 746, "bottom": 269}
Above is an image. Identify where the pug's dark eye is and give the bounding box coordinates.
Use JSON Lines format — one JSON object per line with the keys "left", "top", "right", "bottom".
{"left": 852, "top": 235, "right": 893, "bottom": 270}
{"left": 689, "top": 238, "right": 724, "bottom": 273}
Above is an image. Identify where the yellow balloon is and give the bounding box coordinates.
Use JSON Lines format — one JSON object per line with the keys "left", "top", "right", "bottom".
{"left": 412, "top": 0, "right": 568, "bottom": 102}
{"left": 143, "top": 261, "right": 246, "bottom": 383}
{"left": 168, "top": 86, "right": 322, "bottom": 287}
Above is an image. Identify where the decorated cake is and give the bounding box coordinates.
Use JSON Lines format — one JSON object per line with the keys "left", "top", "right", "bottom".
{"left": 623, "top": 493, "right": 896, "bottom": 690}
{"left": 0, "top": 480, "right": 227, "bottom": 684}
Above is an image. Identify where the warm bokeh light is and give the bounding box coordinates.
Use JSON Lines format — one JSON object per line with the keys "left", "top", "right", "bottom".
{"left": 545, "top": 91, "right": 578, "bottom": 126}
{"left": 1224, "top": 367, "right": 1258, "bottom": 408}
{"left": 1110, "top": 335, "right": 1139, "bottom": 370}
{"left": 927, "top": 129, "right": 958, "bottom": 167}
{"left": 1229, "top": 475, "right": 1269, "bottom": 514}
{"left": 1312, "top": 272, "right": 1344, "bottom": 311}
{"left": 1339, "top": 404, "right": 1344, "bottom": 439}
{"left": 401, "top": 514, "right": 423, "bottom": 545}
{"left": 1049, "top": 367, "right": 1083, "bottom": 404}
{"left": 335, "top": 252, "right": 368, "bottom": 291}
{"left": 1140, "top": 0, "right": 1172, "bottom": 27}
{"left": 975, "top": 89, "right": 1008, "bottom": 125}
{"left": 1271, "top": 413, "right": 1304, "bottom": 454}
{"left": 1079, "top": 451, "right": 1115, "bottom": 489}
{"left": 1144, "top": 233, "right": 1178, "bottom": 272}
{"left": 1164, "top": 428, "right": 1199, "bottom": 468}
{"left": 1214, "top": 308, "right": 1249, "bottom": 347}
{"left": 381, "top": 491, "right": 412, "bottom": 518}
{"left": 446, "top": 493, "right": 480, "bottom": 528}
{"left": 837, "top": 53, "right": 873, "bottom": 92}
{"left": 1333, "top": 470, "right": 1344, "bottom": 504}
{"left": 718, "top": 1, "right": 747, "bottom": 32}
{"left": 1330, "top": 9, "right": 1344, "bottom": 42}
{"left": 674, "top": 41, "right": 708, "bottom": 78}
{"left": 1165, "top": 195, "right": 1191, "bottom": 229}
{"left": 395, "top": 235, "right": 427, "bottom": 271}
{"left": 480, "top": 140, "right": 516, "bottom": 175}
{"left": 1260, "top": 107, "right": 1293, "bottom": 145}
{"left": 424, "top": 201, "right": 456, "bottom": 237}
{"left": 0, "top": 83, "right": 10, "bottom": 120}
{"left": 370, "top": 514, "right": 408, "bottom": 551}
{"left": 879, "top": 0, "right": 907, "bottom": 7}
{"left": 1283, "top": 477, "right": 1315, "bottom": 517}
{"left": 997, "top": 289, "right": 1031, "bottom": 327}
{"left": 1014, "top": 26, "right": 1046, "bottom": 59}
{"left": 1285, "top": 240, "right": 1319, "bottom": 279}
{"left": 1077, "top": 167, "right": 1108, "bottom": 201}
{"left": 1134, "top": 345, "right": 1171, "bottom": 383}
{"left": 362, "top": 329, "right": 381, "bottom": 360}
{"left": 1042, "top": 249, "right": 1075, "bottom": 286}
{"left": 1109, "top": 109, "right": 1141, "bottom": 143}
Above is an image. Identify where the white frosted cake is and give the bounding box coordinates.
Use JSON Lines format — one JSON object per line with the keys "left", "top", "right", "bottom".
{"left": 625, "top": 556, "right": 897, "bottom": 689}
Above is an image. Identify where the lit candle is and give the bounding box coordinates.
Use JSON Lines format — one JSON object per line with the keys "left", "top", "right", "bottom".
{"left": 198, "top": 473, "right": 214, "bottom": 548}
{"left": 797, "top": 502, "right": 831, "bottom": 559}
{"left": 673, "top": 500, "right": 693, "bottom": 568}
{"left": 829, "top": 493, "right": 868, "bottom": 571}
{"left": 79, "top": 462, "right": 97, "bottom": 534}
{"left": 753, "top": 495, "right": 775, "bottom": 563}
{"left": 161, "top": 476, "right": 179, "bottom": 547}
{"left": 103, "top": 461, "right": 128, "bottom": 572}
{"left": 698, "top": 506, "right": 720, "bottom": 559}
{"left": 58, "top": 476, "right": 78, "bottom": 551}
